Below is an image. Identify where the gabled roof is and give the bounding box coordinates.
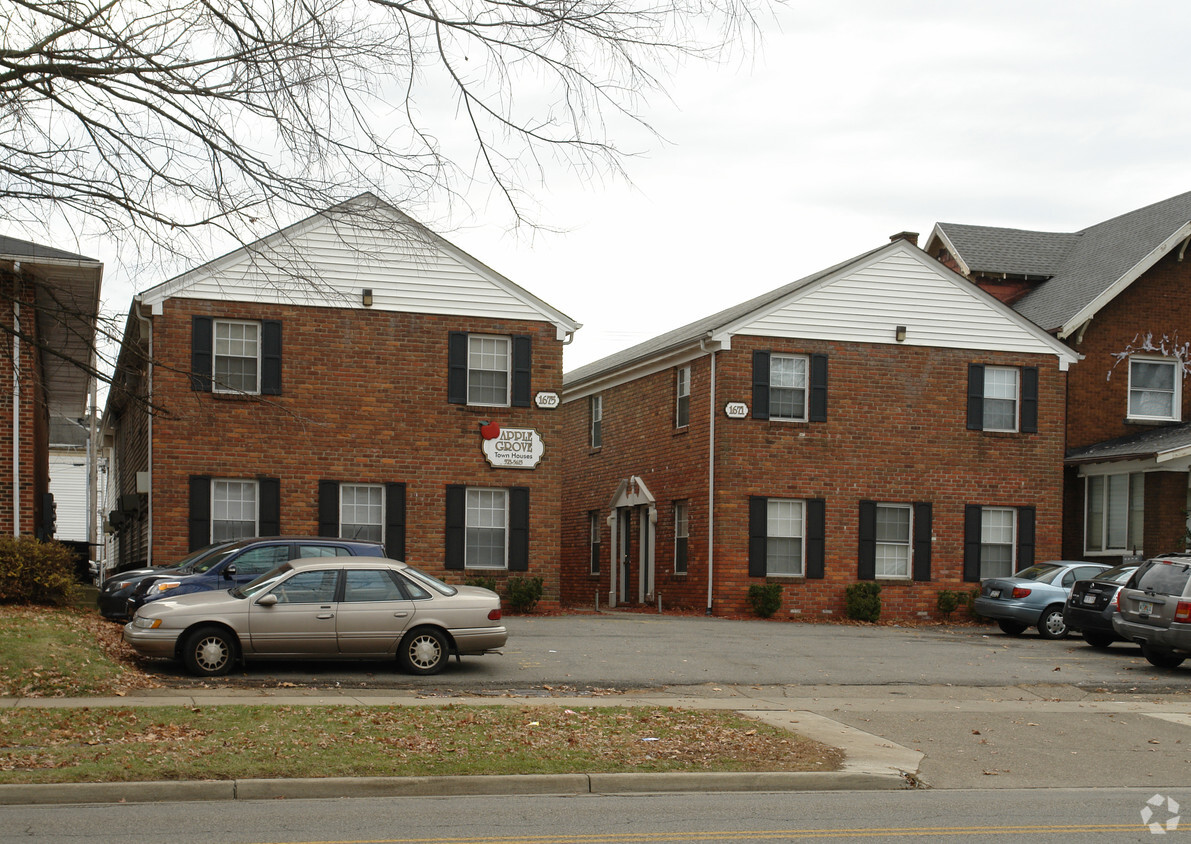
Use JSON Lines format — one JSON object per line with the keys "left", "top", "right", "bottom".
{"left": 928, "top": 191, "right": 1191, "bottom": 338}
{"left": 0, "top": 235, "right": 103, "bottom": 417}
{"left": 564, "top": 239, "right": 1079, "bottom": 394}
{"left": 138, "top": 193, "right": 580, "bottom": 339}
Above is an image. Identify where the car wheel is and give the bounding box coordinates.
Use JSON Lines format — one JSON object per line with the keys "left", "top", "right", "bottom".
{"left": 1141, "top": 644, "right": 1187, "bottom": 669}
{"left": 398, "top": 627, "right": 450, "bottom": 675}
{"left": 1037, "top": 605, "right": 1069, "bottom": 639}
{"left": 181, "top": 625, "right": 237, "bottom": 677}
{"left": 997, "top": 619, "right": 1027, "bottom": 636}
{"left": 1081, "top": 630, "right": 1116, "bottom": 649}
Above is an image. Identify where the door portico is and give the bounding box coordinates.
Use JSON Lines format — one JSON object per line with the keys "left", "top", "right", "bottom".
{"left": 605, "top": 475, "right": 656, "bottom": 606}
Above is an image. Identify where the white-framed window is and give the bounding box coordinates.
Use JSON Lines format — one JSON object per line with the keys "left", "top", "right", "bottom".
{"left": 982, "top": 366, "right": 1019, "bottom": 432}
{"left": 1085, "top": 472, "right": 1144, "bottom": 554}
{"left": 467, "top": 334, "right": 511, "bottom": 406}
{"left": 1128, "top": 357, "right": 1180, "bottom": 421}
{"left": 212, "top": 479, "right": 257, "bottom": 542}
{"left": 875, "top": 504, "right": 912, "bottom": 579}
{"left": 213, "top": 320, "right": 260, "bottom": 394}
{"left": 980, "top": 507, "right": 1016, "bottom": 579}
{"left": 466, "top": 488, "right": 508, "bottom": 569}
{"left": 676, "top": 366, "right": 690, "bottom": 428}
{"left": 770, "top": 354, "right": 808, "bottom": 421}
{"left": 766, "top": 498, "right": 804, "bottom": 576}
{"left": 590, "top": 394, "right": 603, "bottom": 448}
{"left": 340, "top": 484, "right": 384, "bottom": 543}
{"left": 589, "top": 511, "right": 601, "bottom": 575}
{"left": 674, "top": 501, "right": 689, "bottom": 575}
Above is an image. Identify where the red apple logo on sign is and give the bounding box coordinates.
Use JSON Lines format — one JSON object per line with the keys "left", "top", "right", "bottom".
{"left": 480, "top": 420, "right": 501, "bottom": 440}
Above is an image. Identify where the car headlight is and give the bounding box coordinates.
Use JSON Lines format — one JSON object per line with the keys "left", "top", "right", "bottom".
{"left": 132, "top": 616, "right": 162, "bottom": 629}
{"left": 151, "top": 581, "right": 182, "bottom": 594}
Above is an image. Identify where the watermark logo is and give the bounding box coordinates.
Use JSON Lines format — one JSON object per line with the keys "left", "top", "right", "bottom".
{"left": 1141, "top": 794, "right": 1181, "bottom": 835}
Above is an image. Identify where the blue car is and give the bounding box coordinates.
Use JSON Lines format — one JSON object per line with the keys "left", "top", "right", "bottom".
{"left": 126, "top": 536, "right": 386, "bottom": 615}
{"left": 974, "top": 561, "right": 1111, "bottom": 639}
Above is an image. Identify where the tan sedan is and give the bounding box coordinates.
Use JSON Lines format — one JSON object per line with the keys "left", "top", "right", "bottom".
{"left": 124, "top": 558, "right": 507, "bottom": 677}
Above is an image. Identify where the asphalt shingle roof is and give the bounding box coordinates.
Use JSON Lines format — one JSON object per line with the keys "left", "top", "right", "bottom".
{"left": 1066, "top": 422, "right": 1191, "bottom": 465}
{"left": 0, "top": 235, "right": 95, "bottom": 263}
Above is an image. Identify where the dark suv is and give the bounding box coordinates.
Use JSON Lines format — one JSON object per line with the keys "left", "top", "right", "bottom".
{"left": 97, "top": 542, "right": 235, "bottom": 620}
{"left": 125, "top": 537, "right": 386, "bottom": 617}
{"left": 1112, "top": 553, "right": 1191, "bottom": 668}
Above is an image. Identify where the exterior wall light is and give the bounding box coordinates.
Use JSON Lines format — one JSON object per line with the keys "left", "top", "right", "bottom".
{"left": 362, "top": 289, "right": 373, "bottom": 307}
{"left": 895, "top": 325, "right": 907, "bottom": 342}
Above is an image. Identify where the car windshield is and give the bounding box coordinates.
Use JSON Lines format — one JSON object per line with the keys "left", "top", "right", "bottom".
{"left": 402, "top": 565, "right": 457, "bottom": 596}
{"left": 1012, "top": 564, "right": 1063, "bottom": 584}
{"left": 232, "top": 562, "right": 295, "bottom": 599}
{"left": 1093, "top": 564, "right": 1138, "bottom": 585}
{"left": 189, "top": 548, "right": 238, "bottom": 575}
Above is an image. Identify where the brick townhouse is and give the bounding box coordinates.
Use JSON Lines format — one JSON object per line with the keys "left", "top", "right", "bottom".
{"left": 0, "top": 237, "right": 102, "bottom": 542}
{"left": 102, "top": 195, "right": 579, "bottom": 600}
{"left": 926, "top": 190, "right": 1191, "bottom": 563}
{"left": 558, "top": 236, "right": 1079, "bottom": 620}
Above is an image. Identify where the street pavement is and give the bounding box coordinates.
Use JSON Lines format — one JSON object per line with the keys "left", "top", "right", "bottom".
{"left": 2, "top": 612, "right": 1189, "bottom": 804}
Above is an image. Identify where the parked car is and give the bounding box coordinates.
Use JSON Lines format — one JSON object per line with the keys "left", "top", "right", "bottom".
{"left": 1063, "top": 563, "right": 1140, "bottom": 648}
{"left": 124, "top": 557, "right": 506, "bottom": 677}
{"left": 125, "top": 537, "right": 386, "bottom": 617}
{"left": 1113, "top": 553, "right": 1191, "bottom": 669}
{"left": 974, "top": 561, "right": 1111, "bottom": 639}
{"left": 96, "top": 543, "right": 236, "bottom": 620}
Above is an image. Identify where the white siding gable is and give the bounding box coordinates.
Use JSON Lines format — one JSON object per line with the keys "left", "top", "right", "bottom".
{"left": 140, "top": 198, "right": 578, "bottom": 337}
{"left": 733, "top": 246, "right": 1077, "bottom": 367}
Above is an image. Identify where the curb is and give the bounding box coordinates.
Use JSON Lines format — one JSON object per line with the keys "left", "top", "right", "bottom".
{"left": 0, "top": 769, "right": 912, "bottom": 806}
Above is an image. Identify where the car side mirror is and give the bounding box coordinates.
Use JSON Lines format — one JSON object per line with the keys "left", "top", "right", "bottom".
{"left": 256, "top": 593, "right": 278, "bottom": 607}
{"left": 223, "top": 564, "right": 237, "bottom": 579}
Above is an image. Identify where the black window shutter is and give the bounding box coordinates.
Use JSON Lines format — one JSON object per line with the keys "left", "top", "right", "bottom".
{"left": 511, "top": 336, "right": 532, "bottom": 407}
{"left": 913, "top": 502, "right": 932, "bottom": 582}
{"left": 748, "top": 496, "right": 768, "bottom": 577}
{"left": 385, "top": 482, "right": 407, "bottom": 560}
{"left": 963, "top": 505, "right": 982, "bottom": 582}
{"left": 805, "top": 498, "right": 826, "bottom": 579}
{"left": 509, "top": 487, "right": 530, "bottom": 571}
{"left": 318, "top": 481, "right": 339, "bottom": 537}
{"left": 258, "top": 478, "right": 280, "bottom": 536}
{"left": 191, "top": 316, "right": 213, "bottom": 392}
{"left": 751, "top": 351, "right": 771, "bottom": 421}
{"left": 857, "top": 500, "right": 876, "bottom": 580}
{"left": 1017, "top": 506, "right": 1036, "bottom": 568}
{"left": 188, "top": 475, "right": 211, "bottom": 551}
{"left": 809, "top": 353, "right": 828, "bottom": 423}
{"left": 447, "top": 332, "right": 468, "bottom": 404}
{"left": 261, "top": 320, "right": 282, "bottom": 395}
{"left": 966, "top": 364, "right": 985, "bottom": 430}
{"left": 1020, "top": 367, "right": 1038, "bottom": 433}
{"left": 445, "top": 485, "right": 466, "bottom": 569}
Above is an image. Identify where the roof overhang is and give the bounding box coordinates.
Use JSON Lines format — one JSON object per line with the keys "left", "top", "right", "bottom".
{"left": 923, "top": 225, "right": 970, "bottom": 276}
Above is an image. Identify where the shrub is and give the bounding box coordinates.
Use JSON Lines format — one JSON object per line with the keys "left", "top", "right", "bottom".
{"left": 505, "top": 575, "right": 543, "bottom": 613}
{"left": 747, "top": 583, "right": 783, "bottom": 618}
{"left": 936, "top": 589, "right": 959, "bottom": 618}
{"left": 844, "top": 582, "right": 881, "bottom": 622}
{"left": 465, "top": 576, "right": 498, "bottom": 594}
{"left": 0, "top": 536, "right": 76, "bottom": 605}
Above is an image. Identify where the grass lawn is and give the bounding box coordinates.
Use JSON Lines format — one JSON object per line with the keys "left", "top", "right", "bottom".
{"left": 0, "top": 604, "right": 844, "bottom": 784}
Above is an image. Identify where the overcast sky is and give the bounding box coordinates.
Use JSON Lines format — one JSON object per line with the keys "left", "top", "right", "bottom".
{"left": 91, "top": 0, "right": 1191, "bottom": 373}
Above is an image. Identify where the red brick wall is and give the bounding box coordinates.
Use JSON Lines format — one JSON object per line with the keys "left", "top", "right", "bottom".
{"left": 138, "top": 298, "right": 566, "bottom": 600}
{"left": 562, "top": 338, "right": 1068, "bottom": 621}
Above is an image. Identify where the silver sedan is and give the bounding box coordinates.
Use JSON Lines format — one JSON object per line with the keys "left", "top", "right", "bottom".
{"left": 124, "top": 558, "right": 507, "bottom": 677}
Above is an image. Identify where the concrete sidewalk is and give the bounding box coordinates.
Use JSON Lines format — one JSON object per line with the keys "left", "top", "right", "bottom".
{"left": 0, "top": 686, "right": 922, "bottom": 805}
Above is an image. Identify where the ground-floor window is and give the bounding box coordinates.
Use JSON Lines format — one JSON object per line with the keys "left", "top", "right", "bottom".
{"left": 589, "top": 511, "right": 601, "bottom": 575}
{"left": 874, "top": 503, "right": 911, "bottom": 579}
{"left": 212, "top": 479, "right": 257, "bottom": 542}
{"left": 673, "top": 501, "right": 689, "bottom": 575}
{"left": 341, "top": 483, "right": 384, "bottom": 543}
{"left": 766, "top": 499, "right": 804, "bottom": 576}
{"left": 1084, "top": 472, "right": 1144, "bottom": 555}
{"left": 446, "top": 485, "right": 529, "bottom": 573}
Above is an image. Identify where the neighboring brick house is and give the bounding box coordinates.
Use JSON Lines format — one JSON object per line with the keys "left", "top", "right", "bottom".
{"left": 102, "top": 195, "right": 579, "bottom": 600}
{"left": 926, "top": 191, "right": 1191, "bottom": 563}
{"left": 558, "top": 236, "right": 1079, "bottom": 619}
{"left": 0, "top": 237, "right": 102, "bottom": 543}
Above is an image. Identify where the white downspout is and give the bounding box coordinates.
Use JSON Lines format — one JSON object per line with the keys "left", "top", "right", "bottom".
{"left": 133, "top": 298, "right": 153, "bottom": 565}
{"left": 706, "top": 349, "right": 716, "bottom": 615}
{"left": 11, "top": 265, "right": 19, "bottom": 536}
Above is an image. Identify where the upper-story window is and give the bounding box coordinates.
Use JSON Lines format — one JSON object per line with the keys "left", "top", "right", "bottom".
{"left": 675, "top": 366, "right": 690, "bottom": 428}
{"left": 191, "top": 316, "right": 282, "bottom": 395}
{"left": 590, "top": 394, "right": 603, "bottom": 448}
{"left": 447, "top": 332, "right": 532, "bottom": 408}
{"left": 966, "top": 364, "right": 1037, "bottom": 433}
{"left": 1128, "top": 357, "right": 1180, "bottom": 421}
{"left": 770, "top": 354, "right": 808, "bottom": 421}
{"left": 751, "top": 351, "right": 828, "bottom": 422}
{"left": 213, "top": 320, "right": 260, "bottom": 393}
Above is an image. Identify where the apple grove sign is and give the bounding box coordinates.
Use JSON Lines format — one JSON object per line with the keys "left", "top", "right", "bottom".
{"left": 480, "top": 423, "right": 545, "bottom": 469}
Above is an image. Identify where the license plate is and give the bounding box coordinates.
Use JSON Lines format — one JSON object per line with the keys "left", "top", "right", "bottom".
{"left": 1083, "top": 594, "right": 1096, "bottom": 605}
{"left": 1139, "top": 600, "right": 1154, "bottom": 615}
{"left": 990, "top": 589, "right": 1001, "bottom": 599}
